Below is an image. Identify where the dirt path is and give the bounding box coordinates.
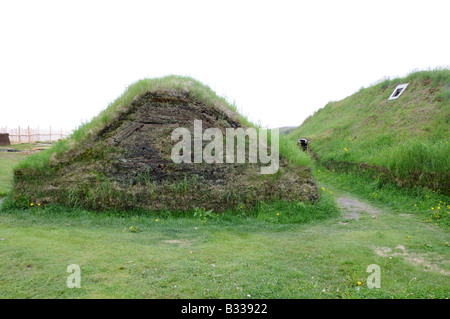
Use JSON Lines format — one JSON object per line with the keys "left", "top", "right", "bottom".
{"left": 374, "top": 244, "right": 450, "bottom": 276}
{"left": 336, "top": 196, "right": 382, "bottom": 223}
{"left": 330, "top": 189, "right": 450, "bottom": 277}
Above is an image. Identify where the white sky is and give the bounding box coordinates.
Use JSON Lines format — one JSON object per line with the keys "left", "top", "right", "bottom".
{"left": 0, "top": 0, "right": 449, "bottom": 131}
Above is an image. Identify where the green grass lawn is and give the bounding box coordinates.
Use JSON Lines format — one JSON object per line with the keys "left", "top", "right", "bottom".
{"left": 1, "top": 195, "right": 448, "bottom": 298}
{"left": 0, "top": 146, "right": 449, "bottom": 299}
{"left": 0, "top": 143, "right": 55, "bottom": 196}
{"left": 0, "top": 151, "right": 26, "bottom": 196}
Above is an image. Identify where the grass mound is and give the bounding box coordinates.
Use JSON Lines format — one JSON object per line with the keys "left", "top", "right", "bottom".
{"left": 12, "top": 76, "right": 316, "bottom": 212}
{"left": 289, "top": 69, "right": 450, "bottom": 194}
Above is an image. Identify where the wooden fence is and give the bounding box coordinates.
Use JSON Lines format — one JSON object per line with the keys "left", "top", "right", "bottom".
{"left": 0, "top": 126, "right": 71, "bottom": 144}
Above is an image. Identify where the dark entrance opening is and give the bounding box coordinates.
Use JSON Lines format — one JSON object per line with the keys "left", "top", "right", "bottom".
{"left": 392, "top": 88, "right": 403, "bottom": 98}
{"left": 297, "top": 138, "right": 308, "bottom": 151}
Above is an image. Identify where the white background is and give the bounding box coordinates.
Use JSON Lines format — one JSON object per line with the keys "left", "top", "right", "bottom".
{"left": 0, "top": 0, "right": 449, "bottom": 131}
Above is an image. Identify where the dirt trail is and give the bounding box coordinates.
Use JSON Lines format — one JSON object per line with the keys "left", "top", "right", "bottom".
{"left": 374, "top": 245, "right": 450, "bottom": 276}
{"left": 334, "top": 192, "right": 449, "bottom": 276}
{"left": 336, "top": 196, "right": 382, "bottom": 222}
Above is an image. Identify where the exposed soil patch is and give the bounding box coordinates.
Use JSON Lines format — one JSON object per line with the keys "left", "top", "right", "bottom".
{"left": 160, "top": 239, "right": 192, "bottom": 246}
{"left": 337, "top": 196, "right": 381, "bottom": 221}
{"left": 374, "top": 244, "right": 449, "bottom": 276}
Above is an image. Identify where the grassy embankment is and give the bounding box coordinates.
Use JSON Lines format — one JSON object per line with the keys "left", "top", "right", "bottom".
{"left": 0, "top": 145, "right": 29, "bottom": 196}
{"left": 289, "top": 69, "right": 450, "bottom": 194}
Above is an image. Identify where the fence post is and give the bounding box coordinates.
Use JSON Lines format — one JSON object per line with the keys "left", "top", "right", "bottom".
{"left": 27, "top": 126, "right": 30, "bottom": 143}
{"left": 49, "top": 126, "right": 52, "bottom": 142}
{"left": 18, "top": 126, "right": 21, "bottom": 144}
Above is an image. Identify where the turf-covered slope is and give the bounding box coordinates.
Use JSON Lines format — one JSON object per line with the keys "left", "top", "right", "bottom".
{"left": 13, "top": 76, "right": 317, "bottom": 211}
{"left": 290, "top": 69, "right": 450, "bottom": 194}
